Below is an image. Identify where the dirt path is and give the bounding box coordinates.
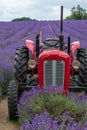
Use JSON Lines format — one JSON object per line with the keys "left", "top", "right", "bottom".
{"left": 0, "top": 97, "right": 20, "bottom": 130}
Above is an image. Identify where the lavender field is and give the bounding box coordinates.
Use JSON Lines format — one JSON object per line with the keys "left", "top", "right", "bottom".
{"left": 0, "top": 20, "right": 87, "bottom": 92}
{"left": 0, "top": 20, "right": 87, "bottom": 129}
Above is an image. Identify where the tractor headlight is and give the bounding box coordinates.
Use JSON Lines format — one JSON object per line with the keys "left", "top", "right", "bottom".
{"left": 28, "top": 60, "right": 37, "bottom": 69}
{"left": 72, "top": 60, "right": 80, "bottom": 70}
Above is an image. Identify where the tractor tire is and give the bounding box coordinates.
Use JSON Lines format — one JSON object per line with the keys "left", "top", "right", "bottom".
{"left": 8, "top": 80, "right": 18, "bottom": 120}
{"left": 14, "top": 46, "right": 29, "bottom": 84}
{"left": 77, "top": 48, "right": 87, "bottom": 86}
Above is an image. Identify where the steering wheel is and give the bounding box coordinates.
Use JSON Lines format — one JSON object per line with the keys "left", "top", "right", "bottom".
{"left": 43, "top": 38, "right": 60, "bottom": 47}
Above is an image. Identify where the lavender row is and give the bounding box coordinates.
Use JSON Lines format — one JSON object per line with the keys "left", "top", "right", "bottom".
{"left": 0, "top": 21, "right": 37, "bottom": 49}
{"left": 0, "top": 20, "right": 87, "bottom": 50}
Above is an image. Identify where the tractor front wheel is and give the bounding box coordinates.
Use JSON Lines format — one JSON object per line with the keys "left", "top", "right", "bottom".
{"left": 8, "top": 80, "right": 18, "bottom": 120}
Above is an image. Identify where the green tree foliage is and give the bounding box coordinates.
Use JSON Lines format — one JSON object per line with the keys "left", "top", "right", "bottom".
{"left": 12, "top": 17, "right": 35, "bottom": 21}
{"left": 65, "top": 5, "right": 87, "bottom": 20}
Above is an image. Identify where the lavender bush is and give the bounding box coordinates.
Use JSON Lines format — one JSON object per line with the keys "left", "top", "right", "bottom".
{"left": 18, "top": 88, "right": 87, "bottom": 129}
{"left": 21, "top": 112, "right": 87, "bottom": 130}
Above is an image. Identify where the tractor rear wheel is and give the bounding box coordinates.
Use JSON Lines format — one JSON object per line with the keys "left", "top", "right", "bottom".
{"left": 8, "top": 80, "right": 18, "bottom": 120}
{"left": 14, "top": 46, "right": 29, "bottom": 84}
{"left": 77, "top": 48, "right": 87, "bottom": 86}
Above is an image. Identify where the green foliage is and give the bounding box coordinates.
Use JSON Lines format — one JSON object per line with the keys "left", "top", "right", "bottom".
{"left": 19, "top": 92, "right": 86, "bottom": 125}
{"left": 12, "top": 17, "right": 36, "bottom": 21}
{"left": 8, "top": 117, "right": 20, "bottom": 126}
{"left": 65, "top": 4, "right": 87, "bottom": 20}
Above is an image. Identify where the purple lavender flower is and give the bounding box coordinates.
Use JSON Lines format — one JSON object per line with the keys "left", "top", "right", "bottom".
{"left": 21, "top": 112, "right": 59, "bottom": 130}
{"left": 21, "top": 112, "right": 87, "bottom": 130}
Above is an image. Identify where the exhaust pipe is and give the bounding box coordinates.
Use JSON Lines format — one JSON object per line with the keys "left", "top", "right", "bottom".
{"left": 60, "top": 6, "right": 64, "bottom": 50}
{"left": 36, "top": 34, "right": 40, "bottom": 57}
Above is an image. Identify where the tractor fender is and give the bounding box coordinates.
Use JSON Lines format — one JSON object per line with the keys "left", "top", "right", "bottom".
{"left": 26, "top": 40, "right": 35, "bottom": 59}
{"left": 71, "top": 41, "right": 80, "bottom": 62}
{"left": 71, "top": 41, "right": 80, "bottom": 76}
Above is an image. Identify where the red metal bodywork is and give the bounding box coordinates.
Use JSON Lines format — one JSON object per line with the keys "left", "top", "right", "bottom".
{"left": 26, "top": 40, "right": 35, "bottom": 59}
{"left": 26, "top": 40, "right": 35, "bottom": 75}
{"left": 71, "top": 41, "right": 80, "bottom": 75}
{"left": 71, "top": 41, "right": 80, "bottom": 63}
{"left": 38, "top": 49, "right": 70, "bottom": 95}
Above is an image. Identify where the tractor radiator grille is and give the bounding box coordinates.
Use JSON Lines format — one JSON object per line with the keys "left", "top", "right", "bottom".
{"left": 44, "top": 60, "right": 65, "bottom": 86}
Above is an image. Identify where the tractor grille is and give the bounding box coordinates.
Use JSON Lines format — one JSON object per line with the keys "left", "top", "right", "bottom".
{"left": 44, "top": 60, "right": 65, "bottom": 86}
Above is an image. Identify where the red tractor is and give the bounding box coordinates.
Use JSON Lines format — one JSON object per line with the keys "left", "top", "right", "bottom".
{"left": 8, "top": 6, "right": 87, "bottom": 120}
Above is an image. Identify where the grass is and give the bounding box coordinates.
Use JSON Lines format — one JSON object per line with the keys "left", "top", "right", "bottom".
{"left": 7, "top": 117, "right": 20, "bottom": 126}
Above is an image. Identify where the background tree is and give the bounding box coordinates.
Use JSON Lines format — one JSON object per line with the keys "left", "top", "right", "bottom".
{"left": 65, "top": 5, "right": 87, "bottom": 20}
{"left": 12, "top": 17, "right": 36, "bottom": 21}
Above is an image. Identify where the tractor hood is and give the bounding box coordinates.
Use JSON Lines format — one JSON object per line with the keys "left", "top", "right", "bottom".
{"left": 39, "top": 49, "right": 70, "bottom": 60}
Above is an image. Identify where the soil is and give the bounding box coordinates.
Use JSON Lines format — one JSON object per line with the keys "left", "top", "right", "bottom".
{"left": 0, "top": 97, "right": 20, "bottom": 130}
